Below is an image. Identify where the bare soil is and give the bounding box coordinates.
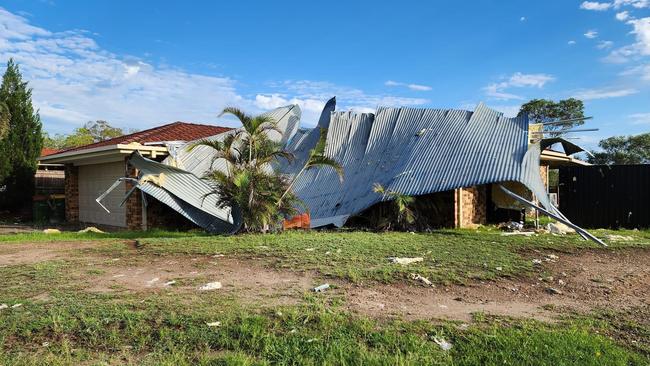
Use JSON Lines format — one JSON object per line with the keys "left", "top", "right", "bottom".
{"left": 1, "top": 241, "right": 648, "bottom": 322}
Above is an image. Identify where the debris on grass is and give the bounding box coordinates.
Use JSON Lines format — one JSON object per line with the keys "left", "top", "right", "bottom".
{"left": 43, "top": 228, "right": 61, "bottom": 234}
{"left": 11, "top": 303, "right": 22, "bottom": 309}
{"left": 409, "top": 273, "right": 435, "bottom": 287}
{"left": 164, "top": 280, "right": 176, "bottom": 287}
{"left": 499, "top": 221, "right": 523, "bottom": 231}
{"left": 532, "top": 259, "right": 543, "bottom": 265}
{"left": 206, "top": 321, "right": 221, "bottom": 327}
{"left": 78, "top": 226, "right": 105, "bottom": 234}
{"left": 432, "top": 336, "right": 453, "bottom": 351}
{"left": 198, "top": 281, "right": 222, "bottom": 291}
{"left": 305, "top": 248, "right": 315, "bottom": 252}
{"left": 388, "top": 257, "right": 423, "bottom": 265}
{"left": 0, "top": 304, "right": 7, "bottom": 310}
{"left": 546, "top": 254, "right": 559, "bottom": 262}
{"left": 313, "top": 283, "right": 330, "bottom": 292}
{"left": 547, "top": 222, "right": 574, "bottom": 235}
{"left": 605, "top": 234, "right": 634, "bottom": 242}
{"left": 500, "top": 231, "right": 535, "bottom": 236}
{"left": 496, "top": 266, "right": 503, "bottom": 271}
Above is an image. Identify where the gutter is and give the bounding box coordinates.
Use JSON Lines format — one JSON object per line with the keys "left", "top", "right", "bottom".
{"left": 37, "top": 143, "right": 169, "bottom": 164}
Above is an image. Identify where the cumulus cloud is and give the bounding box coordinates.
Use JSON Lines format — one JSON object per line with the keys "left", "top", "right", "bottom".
{"left": 483, "top": 72, "right": 555, "bottom": 100}
{"left": 568, "top": 40, "right": 577, "bottom": 45}
{"left": 580, "top": 1, "right": 612, "bottom": 10}
{"left": 0, "top": 7, "right": 429, "bottom": 132}
{"left": 573, "top": 87, "right": 638, "bottom": 100}
{"left": 604, "top": 16, "right": 650, "bottom": 62}
{"left": 616, "top": 11, "right": 630, "bottom": 20}
{"left": 384, "top": 80, "right": 432, "bottom": 91}
{"left": 597, "top": 40, "right": 614, "bottom": 49}
{"left": 584, "top": 30, "right": 599, "bottom": 38}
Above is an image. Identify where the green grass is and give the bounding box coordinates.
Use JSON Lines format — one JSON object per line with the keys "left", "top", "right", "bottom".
{"left": 0, "top": 293, "right": 647, "bottom": 365}
{"left": 2, "top": 228, "right": 650, "bottom": 285}
{"left": 1, "top": 229, "right": 649, "bottom": 364}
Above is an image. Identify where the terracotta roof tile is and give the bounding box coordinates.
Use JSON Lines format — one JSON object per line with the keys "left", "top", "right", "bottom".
{"left": 60, "top": 121, "right": 232, "bottom": 154}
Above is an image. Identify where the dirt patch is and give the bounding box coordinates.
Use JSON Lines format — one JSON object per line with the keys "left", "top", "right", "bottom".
{"left": 85, "top": 255, "right": 316, "bottom": 306}
{"left": 344, "top": 248, "right": 650, "bottom": 322}
{"left": 0, "top": 241, "right": 98, "bottom": 266}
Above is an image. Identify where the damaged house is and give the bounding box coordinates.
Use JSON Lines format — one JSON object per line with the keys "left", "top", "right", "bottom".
{"left": 38, "top": 98, "right": 601, "bottom": 244}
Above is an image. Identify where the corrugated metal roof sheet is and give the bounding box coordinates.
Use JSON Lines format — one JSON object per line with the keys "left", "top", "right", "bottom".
{"left": 110, "top": 100, "right": 592, "bottom": 240}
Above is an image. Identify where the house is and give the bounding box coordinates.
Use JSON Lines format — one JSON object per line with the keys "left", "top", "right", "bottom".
{"left": 117, "top": 99, "right": 601, "bottom": 244}
{"left": 38, "top": 122, "right": 232, "bottom": 229}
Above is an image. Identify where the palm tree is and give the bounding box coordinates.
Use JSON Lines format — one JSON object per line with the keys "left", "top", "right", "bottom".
{"left": 372, "top": 183, "right": 416, "bottom": 228}
{"left": 278, "top": 128, "right": 343, "bottom": 205}
{"left": 219, "top": 107, "right": 280, "bottom": 164}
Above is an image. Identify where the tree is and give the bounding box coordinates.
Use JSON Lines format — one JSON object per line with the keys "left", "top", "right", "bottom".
{"left": 42, "top": 120, "right": 129, "bottom": 150}
{"left": 191, "top": 107, "right": 342, "bottom": 233}
{"left": 0, "top": 59, "right": 43, "bottom": 210}
{"left": 588, "top": 133, "right": 650, "bottom": 165}
{"left": 518, "top": 98, "right": 585, "bottom": 131}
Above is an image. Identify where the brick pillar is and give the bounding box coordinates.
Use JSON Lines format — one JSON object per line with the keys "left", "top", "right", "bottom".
{"left": 64, "top": 164, "right": 79, "bottom": 222}
{"left": 125, "top": 160, "right": 145, "bottom": 230}
{"left": 454, "top": 185, "right": 487, "bottom": 228}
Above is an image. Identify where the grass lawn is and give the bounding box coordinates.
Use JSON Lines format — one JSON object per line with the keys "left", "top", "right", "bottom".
{"left": 0, "top": 228, "right": 649, "bottom": 365}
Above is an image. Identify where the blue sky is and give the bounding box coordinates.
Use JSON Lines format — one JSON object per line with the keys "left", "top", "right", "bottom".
{"left": 1, "top": 1, "right": 649, "bottom": 149}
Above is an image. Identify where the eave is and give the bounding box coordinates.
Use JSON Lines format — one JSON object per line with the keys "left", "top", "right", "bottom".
{"left": 37, "top": 143, "right": 169, "bottom": 166}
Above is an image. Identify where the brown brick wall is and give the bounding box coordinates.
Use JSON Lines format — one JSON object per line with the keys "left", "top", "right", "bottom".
{"left": 64, "top": 164, "right": 79, "bottom": 222}
{"left": 125, "top": 161, "right": 144, "bottom": 230}
{"left": 455, "top": 185, "right": 487, "bottom": 228}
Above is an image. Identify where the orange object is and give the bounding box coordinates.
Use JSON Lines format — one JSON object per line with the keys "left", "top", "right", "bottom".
{"left": 283, "top": 213, "right": 310, "bottom": 230}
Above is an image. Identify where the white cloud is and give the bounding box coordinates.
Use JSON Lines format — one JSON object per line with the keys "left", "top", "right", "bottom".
{"left": 384, "top": 80, "right": 432, "bottom": 91}
{"left": 568, "top": 40, "right": 577, "bottom": 45}
{"left": 580, "top": 1, "right": 612, "bottom": 10}
{"left": 628, "top": 17, "right": 650, "bottom": 55}
{"left": 616, "top": 11, "right": 630, "bottom": 20}
{"left": 584, "top": 30, "right": 599, "bottom": 38}
{"left": 628, "top": 112, "right": 650, "bottom": 124}
{"left": 0, "top": 7, "right": 429, "bottom": 132}
{"left": 520, "top": 16, "right": 526, "bottom": 22}
{"left": 613, "top": 0, "right": 650, "bottom": 8}
{"left": 597, "top": 40, "right": 614, "bottom": 49}
{"left": 483, "top": 72, "right": 555, "bottom": 100}
{"left": 573, "top": 87, "right": 638, "bottom": 100}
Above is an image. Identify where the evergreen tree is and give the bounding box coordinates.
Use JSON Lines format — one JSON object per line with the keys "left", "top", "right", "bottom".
{"left": 0, "top": 59, "right": 43, "bottom": 210}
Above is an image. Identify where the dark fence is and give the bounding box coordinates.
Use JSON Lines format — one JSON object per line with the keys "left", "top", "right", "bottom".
{"left": 558, "top": 165, "right": 650, "bottom": 229}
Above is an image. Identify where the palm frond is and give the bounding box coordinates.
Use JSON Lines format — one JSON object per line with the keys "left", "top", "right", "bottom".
{"left": 187, "top": 139, "right": 223, "bottom": 152}
{"left": 307, "top": 155, "right": 344, "bottom": 182}
{"left": 312, "top": 128, "right": 328, "bottom": 156}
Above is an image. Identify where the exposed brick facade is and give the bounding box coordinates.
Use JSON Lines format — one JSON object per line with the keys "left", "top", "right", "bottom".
{"left": 125, "top": 161, "right": 144, "bottom": 230}
{"left": 454, "top": 185, "right": 487, "bottom": 228}
{"left": 64, "top": 164, "right": 79, "bottom": 222}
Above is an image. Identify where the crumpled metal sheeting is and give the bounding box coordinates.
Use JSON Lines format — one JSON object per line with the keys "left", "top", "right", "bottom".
{"left": 540, "top": 137, "right": 589, "bottom": 156}
{"left": 286, "top": 103, "right": 562, "bottom": 228}
{"left": 167, "top": 105, "right": 302, "bottom": 178}
{"left": 129, "top": 152, "right": 236, "bottom": 232}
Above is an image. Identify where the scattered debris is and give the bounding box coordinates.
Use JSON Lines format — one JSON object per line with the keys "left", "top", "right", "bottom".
{"left": 164, "top": 280, "right": 176, "bottom": 287}
{"left": 409, "top": 273, "right": 435, "bottom": 287}
{"left": 499, "top": 221, "right": 524, "bottom": 231}
{"left": 112, "top": 274, "right": 126, "bottom": 278}
{"left": 0, "top": 304, "right": 7, "bottom": 310}
{"left": 432, "top": 336, "right": 453, "bottom": 351}
{"left": 206, "top": 321, "right": 221, "bottom": 327}
{"left": 199, "top": 281, "right": 222, "bottom": 291}
{"left": 500, "top": 231, "right": 535, "bottom": 236}
{"left": 306, "top": 338, "right": 318, "bottom": 343}
{"left": 388, "top": 257, "right": 424, "bottom": 265}
{"left": 11, "top": 303, "right": 22, "bottom": 309}
{"left": 546, "top": 254, "right": 559, "bottom": 261}
{"left": 78, "top": 226, "right": 105, "bottom": 234}
{"left": 313, "top": 283, "right": 330, "bottom": 292}
{"left": 212, "top": 254, "right": 225, "bottom": 258}
{"left": 558, "top": 279, "right": 566, "bottom": 286}
{"left": 42, "top": 342, "right": 50, "bottom": 347}
{"left": 305, "top": 248, "right": 315, "bottom": 252}
{"left": 546, "top": 287, "right": 563, "bottom": 295}
{"left": 605, "top": 234, "right": 634, "bottom": 242}
{"left": 496, "top": 266, "right": 503, "bottom": 271}
{"left": 547, "top": 222, "right": 574, "bottom": 235}
{"left": 43, "top": 228, "right": 61, "bottom": 234}
{"left": 532, "top": 259, "right": 543, "bottom": 265}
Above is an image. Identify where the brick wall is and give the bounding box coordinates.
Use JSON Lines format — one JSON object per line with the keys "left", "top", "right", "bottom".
{"left": 455, "top": 185, "right": 487, "bottom": 228}
{"left": 64, "top": 164, "right": 79, "bottom": 222}
{"left": 125, "top": 161, "right": 144, "bottom": 230}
